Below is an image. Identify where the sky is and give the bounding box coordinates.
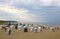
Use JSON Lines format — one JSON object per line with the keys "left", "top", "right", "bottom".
{"left": 0, "top": 0, "right": 60, "bottom": 25}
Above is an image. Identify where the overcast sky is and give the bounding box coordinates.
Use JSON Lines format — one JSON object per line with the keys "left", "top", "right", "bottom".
{"left": 0, "top": 0, "right": 60, "bottom": 25}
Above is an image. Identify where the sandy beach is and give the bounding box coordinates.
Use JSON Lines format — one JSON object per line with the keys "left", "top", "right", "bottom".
{"left": 0, "top": 27, "right": 60, "bottom": 39}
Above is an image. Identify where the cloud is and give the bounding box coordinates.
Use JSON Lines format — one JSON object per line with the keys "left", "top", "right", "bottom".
{"left": 12, "top": 0, "right": 52, "bottom": 6}
{"left": 0, "top": 0, "right": 60, "bottom": 25}
{"left": 0, "top": 4, "right": 43, "bottom": 22}
{"left": 52, "top": 0, "right": 60, "bottom": 6}
{"left": 0, "top": 0, "right": 60, "bottom": 7}
{"left": 39, "top": 0, "right": 52, "bottom": 6}
{"left": 0, "top": 0, "right": 60, "bottom": 12}
{"left": 0, "top": 4, "right": 28, "bottom": 14}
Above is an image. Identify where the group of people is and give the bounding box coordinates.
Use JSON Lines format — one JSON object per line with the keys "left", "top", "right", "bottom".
{"left": 0, "top": 23, "right": 60, "bottom": 35}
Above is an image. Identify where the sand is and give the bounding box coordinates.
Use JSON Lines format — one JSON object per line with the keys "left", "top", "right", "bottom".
{"left": 0, "top": 27, "right": 60, "bottom": 39}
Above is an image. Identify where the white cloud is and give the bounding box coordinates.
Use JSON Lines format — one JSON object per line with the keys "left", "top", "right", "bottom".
{"left": 0, "top": 4, "right": 28, "bottom": 14}
{"left": 0, "top": 0, "right": 60, "bottom": 23}
{"left": 0, "top": 0, "right": 60, "bottom": 7}
{"left": 40, "top": 0, "right": 52, "bottom": 6}
{"left": 0, "top": 4, "right": 43, "bottom": 22}
{"left": 52, "top": 0, "right": 60, "bottom": 6}
{"left": 11, "top": 0, "right": 52, "bottom": 6}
